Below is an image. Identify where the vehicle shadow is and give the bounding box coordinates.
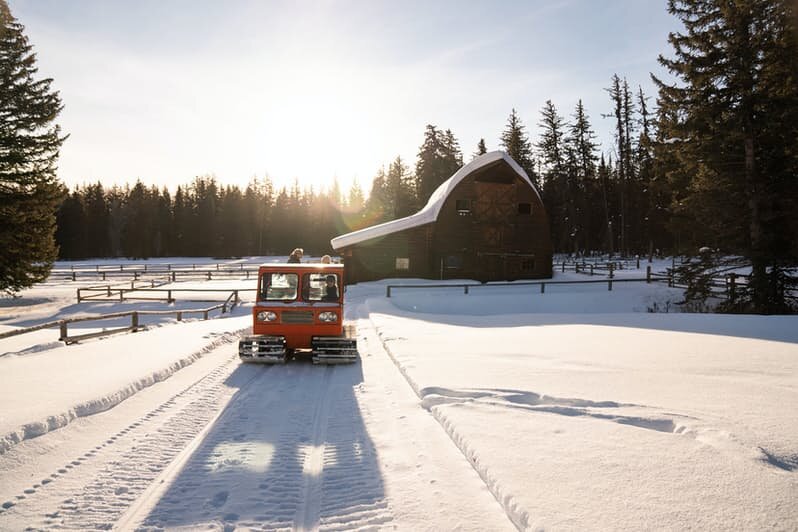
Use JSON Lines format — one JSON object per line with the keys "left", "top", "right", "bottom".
{"left": 137, "top": 359, "right": 391, "bottom": 530}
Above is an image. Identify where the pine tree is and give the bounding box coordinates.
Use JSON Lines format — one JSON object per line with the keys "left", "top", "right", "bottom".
{"left": 365, "top": 166, "right": 389, "bottom": 225}
{"left": 122, "top": 181, "right": 154, "bottom": 258}
{"left": 537, "top": 100, "right": 568, "bottom": 251}
{"left": 567, "top": 100, "right": 600, "bottom": 252}
{"left": 414, "top": 125, "right": 463, "bottom": 206}
{"left": 415, "top": 125, "right": 442, "bottom": 206}
{"left": 83, "top": 182, "right": 110, "bottom": 257}
{"left": 0, "top": 1, "right": 66, "bottom": 294}
{"left": 385, "top": 156, "right": 416, "bottom": 219}
{"left": 347, "top": 179, "right": 365, "bottom": 212}
{"left": 606, "top": 75, "right": 629, "bottom": 255}
{"left": 55, "top": 189, "right": 86, "bottom": 259}
{"left": 499, "top": 109, "right": 538, "bottom": 188}
{"left": 441, "top": 129, "right": 463, "bottom": 175}
{"left": 655, "top": 0, "right": 798, "bottom": 313}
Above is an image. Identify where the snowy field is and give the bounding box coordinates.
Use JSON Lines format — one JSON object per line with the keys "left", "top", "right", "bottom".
{"left": 0, "top": 257, "right": 796, "bottom": 531}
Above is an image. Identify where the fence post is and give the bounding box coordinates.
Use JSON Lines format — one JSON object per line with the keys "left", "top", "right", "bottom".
{"left": 646, "top": 266, "right": 651, "bottom": 283}
{"left": 77, "top": 289, "right": 82, "bottom": 303}
{"left": 59, "top": 320, "right": 68, "bottom": 341}
{"left": 464, "top": 285, "right": 469, "bottom": 294}
{"left": 171, "top": 271, "right": 176, "bottom": 282}
{"left": 590, "top": 264, "right": 594, "bottom": 276}
{"left": 119, "top": 290, "right": 123, "bottom": 302}
{"left": 234, "top": 290, "right": 239, "bottom": 306}
{"left": 131, "top": 311, "right": 139, "bottom": 332}
{"left": 608, "top": 263, "right": 615, "bottom": 279}
{"left": 608, "top": 279, "right": 613, "bottom": 291}
{"left": 207, "top": 271, "right": 212, "bottom": 281}
{"left": 728, "top": 273, "right": 737, "bottom": 304}
{"left": 167, "top": 290, "right": 173, "bottom": 303}
{"left": 102, "top": 271, "right": 106, "bottom": 281}
{"left": 575, "top": 263, "right": 580, "bottom": 274}
{"left": 203, "top": 310, "right": 209, "bottom": 320}
{"left": 562, "top": 261, "right": 566, "bottom": 272}
{"left": 107, "top": 285, "right": 111, "bottom": 297}
{"left": 636, "top": 255, "right": 640, "bottom": 269}
{"left": 386, "top": 286, "right": 392, "bottom": 298}
{"left": 177, "top": 311, "right": 183, "bottom": 321}
{"left": 72, "top": 271, "right": 76, "bottom": 281}
{"left": 540, "top": 283, "right": 545, "bottom": 294}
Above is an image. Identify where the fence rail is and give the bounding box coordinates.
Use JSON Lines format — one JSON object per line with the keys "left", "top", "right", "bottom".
{"left": 386, "top": 273, "right": 664, "bottom": 298}
{"left": 52, "top": 266, "right": 260, "bottom": 283}
{"left": 0, "top": 292, "right": 242, "bottom": 344}
{"left": 76, "top": 285, "right": 256, "bottom": 304}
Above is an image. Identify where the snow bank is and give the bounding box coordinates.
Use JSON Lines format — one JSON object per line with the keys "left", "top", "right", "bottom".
{"left": 0, "top": 315, "right": 250, "bottom": 454}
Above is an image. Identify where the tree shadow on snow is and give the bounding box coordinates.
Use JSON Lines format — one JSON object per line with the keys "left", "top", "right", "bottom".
{"left": 380, "top": 298, "right": 798, "bottom": 345}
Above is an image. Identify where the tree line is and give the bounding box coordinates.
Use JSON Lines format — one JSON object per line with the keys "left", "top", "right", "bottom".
{"left": 52, "top": 94, "right": 656, "bottom": 262}
{"left": 3, "top": 0, "right": 797, "bottom": 312}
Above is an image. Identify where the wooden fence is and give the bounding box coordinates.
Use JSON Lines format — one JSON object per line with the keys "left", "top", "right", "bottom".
{"left": 0, "top": 291, "right": 242, "bottom": 345}
{"left": 76, "top": 284, "right": 255, "bottom": 304}
{"left": 386, "top": 273, "right": 663, "bottom": 298}
{"left": 52, "top": 264, "right": 260, "bottom": 283}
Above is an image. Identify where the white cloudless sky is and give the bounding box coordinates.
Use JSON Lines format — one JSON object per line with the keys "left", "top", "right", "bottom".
{"left": 9, "top": 0, "right": 680, "bottom": 194}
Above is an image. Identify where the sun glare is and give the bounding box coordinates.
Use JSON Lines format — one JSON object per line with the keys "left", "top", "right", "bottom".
{"left": 248, "top": 58, "right": 387, "bottom": 194}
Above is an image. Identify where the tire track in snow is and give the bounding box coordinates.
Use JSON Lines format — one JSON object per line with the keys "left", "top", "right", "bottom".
{"left": 317, "top": 379, "right": 393, "bottom": 531}
{"left": 0, "top": 351, "right": 251, "bottom": 531}
{"left": 363, "top": 305, "right": 530, "bottom": 531}
{"left": 295, "top": 365, "right": 334, "bottom": 531}
{"left": 136, "top": 360, "right": 394, "bottom": 531}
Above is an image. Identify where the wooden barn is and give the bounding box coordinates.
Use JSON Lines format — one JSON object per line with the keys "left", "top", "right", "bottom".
{"left": 331, "top": 151, "right": 552, "bottom": 284}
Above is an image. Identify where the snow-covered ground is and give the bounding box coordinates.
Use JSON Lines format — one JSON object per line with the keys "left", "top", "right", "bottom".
{"left": 1, "top": 257, "right": 796, "bottom": 531}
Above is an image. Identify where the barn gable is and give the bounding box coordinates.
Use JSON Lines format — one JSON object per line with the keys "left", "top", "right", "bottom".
{"left": 332, "top": 151, "right": 552, "bottom": 284}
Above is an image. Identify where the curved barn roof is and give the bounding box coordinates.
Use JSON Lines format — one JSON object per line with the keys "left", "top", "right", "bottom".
{"left": 331, "top": 151, "right": 539, "bottom": 250}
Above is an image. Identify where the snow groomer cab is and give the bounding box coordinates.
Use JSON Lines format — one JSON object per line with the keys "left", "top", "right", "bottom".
{"left": 238, "top": 263, "right": 357, "bottom": 364}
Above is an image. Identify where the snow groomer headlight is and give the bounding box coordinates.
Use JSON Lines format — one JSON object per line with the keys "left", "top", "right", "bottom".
{"left": 318, "top": 311, "right": 338, "bottom": 323}
{"left": 257, "top": 311, "right": 277, "bottom": 322}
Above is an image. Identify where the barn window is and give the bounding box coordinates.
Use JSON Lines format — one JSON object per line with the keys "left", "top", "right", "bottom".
{"left": 396, "top": 258, "right": 410, "bottom": 270}
{"left": 445, "top": 255, "right": 462, "bottom": 269}
{"left": 518, "top": 202, "right": 532, "bottom": 215}
{"left": 456, "top": 199, "right": 472, "bottom": 216}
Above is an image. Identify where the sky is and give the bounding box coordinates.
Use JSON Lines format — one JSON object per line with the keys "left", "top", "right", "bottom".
{"left": 9, "top": 0, "right": 681, "bottom": 195}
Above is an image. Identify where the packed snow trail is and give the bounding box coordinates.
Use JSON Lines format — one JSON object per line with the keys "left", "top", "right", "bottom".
{"left": 130, "top": 362, "right": 394, "bottom": 531}
{"left": 0, "top": 323, "right": 513, "bottom": 531}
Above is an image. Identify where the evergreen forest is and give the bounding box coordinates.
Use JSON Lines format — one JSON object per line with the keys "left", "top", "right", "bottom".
{"left": 3, "top": 0, "right": 798, "bottom": 311}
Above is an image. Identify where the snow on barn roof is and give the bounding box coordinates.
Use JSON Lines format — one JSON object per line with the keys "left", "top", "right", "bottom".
{"left": 331, "top": 151, "right": 539, "bottom": 250}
